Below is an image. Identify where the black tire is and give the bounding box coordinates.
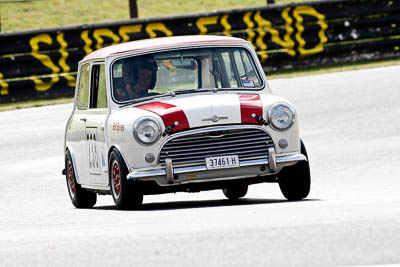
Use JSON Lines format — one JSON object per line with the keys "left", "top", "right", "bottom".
{"left": 109, "top": 149, "right": 143, "bottom": 210}
{"left": 222, "top": 183, "right": 248, "bottom": 200}
{"left": 278, "top": 140, "right": 311, "bottom": 201}
{"left": 65, "top": 150, "right": 97, "bottom": 208}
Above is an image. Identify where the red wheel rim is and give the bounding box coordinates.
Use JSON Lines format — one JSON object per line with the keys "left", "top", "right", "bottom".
{"left": 67, "top": 162, "right": 75, "bottom": 195}
{"left": 112, "top": 162, "right": 121, "bottom": 197}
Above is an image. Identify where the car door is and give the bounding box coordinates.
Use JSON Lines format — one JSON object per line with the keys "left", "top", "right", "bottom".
{"left": 70, "top": 62, "right": 91, "bottom": 185}
{"left": 85, "top": 63, "right": 109, "bottom": 186}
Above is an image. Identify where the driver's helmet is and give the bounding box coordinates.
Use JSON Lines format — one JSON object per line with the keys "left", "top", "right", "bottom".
{"left": 122, "top": 55, "right": 158, "bottom": 90}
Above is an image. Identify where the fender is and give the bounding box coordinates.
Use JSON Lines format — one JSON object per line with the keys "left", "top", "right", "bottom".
{"left": 65, "top": 147, "right": 82, "bottom": 185}
{"left": 107, "top": 144, "right": 131, "bottom": 178}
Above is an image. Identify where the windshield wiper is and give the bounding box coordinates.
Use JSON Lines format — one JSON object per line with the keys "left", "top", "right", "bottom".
{"left": 119, "top": 96, "right": 153, "bottom": 108}
{"left": 173, "top": 88, "right": 218, "bottom": 95}
{"left": 119, "top": 91, "right": 177, "bottom": 108}
{"left": 120, "top": 92, "right": 170, "bottom": 108}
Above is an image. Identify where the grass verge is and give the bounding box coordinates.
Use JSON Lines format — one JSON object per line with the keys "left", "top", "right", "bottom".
{"left": 267, "top": 57, "right": 400, "bottom": 79}
{"left": 0, "top": 97, "right": 73, "bottom": 112}
{"left": 1, "top": 0, "right": 313, "bottom": 32}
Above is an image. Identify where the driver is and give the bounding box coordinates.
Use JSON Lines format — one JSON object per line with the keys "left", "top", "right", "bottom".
{"left": 114, "top": 55, "right": 158, "bottom": 101}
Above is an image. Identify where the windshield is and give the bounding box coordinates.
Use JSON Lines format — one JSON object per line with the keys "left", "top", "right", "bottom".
{"left": 111, "top": 47, "right": 263, "bottom": 103}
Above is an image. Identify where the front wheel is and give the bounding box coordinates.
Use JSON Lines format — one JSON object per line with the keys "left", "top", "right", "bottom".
{"left": 65, "top": 151, "right": 97, "bottom": 208}
{"left": 222, "top": 183, "right": 248, "bottom": 200}
{"left": 109, "top": 149, "right": 143, "bottom": 210}
{"left": 278, "top": 140, "right": 311, "bottom": 201}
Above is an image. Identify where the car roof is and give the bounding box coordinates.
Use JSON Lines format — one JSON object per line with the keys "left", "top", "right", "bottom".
{"left": 82, "top": 35, "right": 246, "bottom": 61}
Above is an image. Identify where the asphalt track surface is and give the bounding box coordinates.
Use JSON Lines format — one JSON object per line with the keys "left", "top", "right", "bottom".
{"left": 1, "top": 66, "right": 400, "bottom": 267}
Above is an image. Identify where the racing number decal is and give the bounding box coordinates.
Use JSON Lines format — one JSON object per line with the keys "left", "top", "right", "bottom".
{"left": 88, "top": 133, "right": 98, "bottom": 169}
{"left": 86, "top": 129, "right": 101, "bottom": 175}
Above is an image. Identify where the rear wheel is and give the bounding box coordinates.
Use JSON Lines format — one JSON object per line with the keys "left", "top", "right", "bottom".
{"left": 278, "top": 140, "right": 311, "bottom": 201}
{"left": 222, "top": 184, "right": 248, "bottom": 200}
{"left": 109, "top": 149, "right": 143, "bottom": 210}
{"left": 65, "top": 151, "right": 97, "bottom": 208}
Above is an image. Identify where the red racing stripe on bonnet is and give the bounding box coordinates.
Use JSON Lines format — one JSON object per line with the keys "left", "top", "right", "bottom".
{"left": 135, "top": 102, "right": 190, "bottom": 132}
{"left": 238, "top": 94, "right": 263, "bottom": 125}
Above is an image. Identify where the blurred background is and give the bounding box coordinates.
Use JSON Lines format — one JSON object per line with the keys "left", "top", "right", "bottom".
{"left": 0, "top": 0, "right": 312, "bottom": 32}
{"left": 0, "top": 0, "right": 399, "bottom": 107}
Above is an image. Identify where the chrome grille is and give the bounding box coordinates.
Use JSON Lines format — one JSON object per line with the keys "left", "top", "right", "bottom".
{"left": 159, "top": 127, "right": 274, "bottom": 166}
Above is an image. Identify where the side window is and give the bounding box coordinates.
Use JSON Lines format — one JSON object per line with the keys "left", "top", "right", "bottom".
{"left": 77, "top": 63, "right": 90, "bottom": 110}
{"left": 90, "top": 64, "right": 108, "bottom": 109}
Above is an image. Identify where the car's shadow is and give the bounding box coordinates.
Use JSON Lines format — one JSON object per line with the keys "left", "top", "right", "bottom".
{"left": 93, "top": 198, "right": 320, "bottom": 211}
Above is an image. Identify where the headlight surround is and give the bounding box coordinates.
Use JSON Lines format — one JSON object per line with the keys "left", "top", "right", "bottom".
{"left": 133, "top": 117, "right": 161, "bottom": 145}
{"left": 268, "top": 103, "right": 296, "bottom": 131}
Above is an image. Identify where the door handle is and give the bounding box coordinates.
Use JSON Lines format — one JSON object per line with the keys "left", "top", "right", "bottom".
{"left": 80, "top": 118, "right": 87, "bottom": 122}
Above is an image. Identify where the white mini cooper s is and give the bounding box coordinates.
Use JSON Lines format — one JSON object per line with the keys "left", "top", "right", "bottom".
{"left": 63, "top": 35, "right": 311, "bottom": 209}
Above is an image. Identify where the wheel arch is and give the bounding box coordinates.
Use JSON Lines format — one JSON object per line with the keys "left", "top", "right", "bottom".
{"left": 299, "top": 138, "right": 309, "bottom": 159}
{"left": 65, "top": 147, "right": 82, "bottom": 185}
{"left": 107, "top": 145, "right": 131, "bottom": 171}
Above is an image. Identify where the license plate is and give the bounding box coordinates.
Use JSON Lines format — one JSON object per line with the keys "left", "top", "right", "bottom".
{"left": 205, "top": 155, "right": 239, "bottom": 170}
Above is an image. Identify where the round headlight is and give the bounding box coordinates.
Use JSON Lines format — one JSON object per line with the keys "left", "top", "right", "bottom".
{"left": 133, "top": 117, "right": 161, "bottom": 145}
{"left": 268, "top": 103, "right": 296, "bottom": 131}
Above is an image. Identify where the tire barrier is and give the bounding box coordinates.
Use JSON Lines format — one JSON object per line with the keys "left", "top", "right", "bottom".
{"left": 1, "top": 0, "right": 399, "bottom": 103}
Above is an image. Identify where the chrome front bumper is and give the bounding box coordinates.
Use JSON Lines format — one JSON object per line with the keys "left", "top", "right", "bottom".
{"left": 127, "top": 149, "right": 307, "bottom": 186}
